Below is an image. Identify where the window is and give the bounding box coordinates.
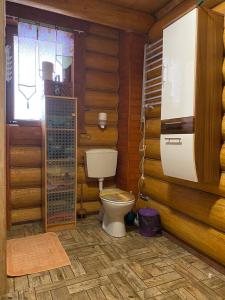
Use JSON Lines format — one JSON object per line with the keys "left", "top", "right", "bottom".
{"left": 9, "top": 22, "right": 74, "bottom": 121}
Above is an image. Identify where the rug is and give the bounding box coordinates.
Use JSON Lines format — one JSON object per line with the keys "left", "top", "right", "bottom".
{"left": 7, "top": 232, "right": 71, "bottom": 276}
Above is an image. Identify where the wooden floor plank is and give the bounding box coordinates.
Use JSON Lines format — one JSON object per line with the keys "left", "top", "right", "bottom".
{"left": 87, "top": 287, "right": 106, "bottom": 300}
{"left": 4, "top": 216, "right": 225, "bottom": 300}
{"left": 71, "top": 291, "right": 90, "bottom": 300}
{"left": 51, "top": 287, "right": 72, "bottom": 300}
{"left": 100, "top": 283, "right": 122, "bottom": 300}
{"left": 108, "top": 272, "right": 141, "bottom": 300}
{"left": 36, "top": 291, "right": 52, "bottom": 300}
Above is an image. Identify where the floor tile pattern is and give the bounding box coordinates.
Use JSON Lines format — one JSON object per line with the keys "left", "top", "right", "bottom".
{"left": 2, "top": 216, "right": 225, "bottom": 299}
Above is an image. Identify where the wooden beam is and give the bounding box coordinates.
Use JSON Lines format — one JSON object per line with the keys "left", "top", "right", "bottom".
{"left": 155, "top": 0, "right": 186, "bottom": 20}
{"left": 0, "top": 0, "right": 7, "bottom": 295}
{"left": 6, "top": 2, "right": 88, "bottom": 31}
{"left": 148, "top": 0, "right": 225, "bottom": 41}
{"left": 117, "top": 32, "right": 145, "bottom": 197}
{"left": 204, "top": 0, "right": 225, "bottom": 8}
{"left": 148, "top": 0, "right": 196, "bottom": 41}
{"left": 7, "top": 0, "right": 154, "bottom": 33}
{"left": 213, "top": 1, "right": 225, "bottom": 13}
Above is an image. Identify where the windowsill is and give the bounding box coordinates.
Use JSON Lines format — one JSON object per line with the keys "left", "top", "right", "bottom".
{"left": 7, "top": 120, "right": 41, "bottom": 127}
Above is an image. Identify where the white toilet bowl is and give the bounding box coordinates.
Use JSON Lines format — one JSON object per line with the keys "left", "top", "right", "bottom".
{"left": 100, "top": 188, "right": 135, "bottom": 237}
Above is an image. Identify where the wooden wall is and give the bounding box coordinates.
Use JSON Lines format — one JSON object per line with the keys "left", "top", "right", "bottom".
{"left": 0, "top": 0, "right": 7, "bottom": 295}
{"left": 136, "top": 14, "right": 225, "bottom": 266}
{"left": 77, "top": 23, "right": 119, "bottom": 214}
{"left": 8, "top": 23, "right": 119, "bottom": 224}
{"left": 7, "top": 126, "right": 42, "bottom": 225}
{"left": 117, "top": 32, "right": 145, "bottom": 197}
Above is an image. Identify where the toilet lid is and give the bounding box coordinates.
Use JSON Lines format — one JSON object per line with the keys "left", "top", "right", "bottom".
{"left": 100, "top": 188, "right": 135, "bottom": 203}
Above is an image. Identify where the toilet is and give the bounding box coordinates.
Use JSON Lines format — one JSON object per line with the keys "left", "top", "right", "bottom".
{"left": 100, "top": 188, "right": 135, "bottom": 237}
{"left": 85, "top": 149, "right": 135, "bottom": 237}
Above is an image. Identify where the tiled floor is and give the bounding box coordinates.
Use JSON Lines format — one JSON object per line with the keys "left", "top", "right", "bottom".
{"left": 3, "top": 216, "right": 225, "bottom": 299}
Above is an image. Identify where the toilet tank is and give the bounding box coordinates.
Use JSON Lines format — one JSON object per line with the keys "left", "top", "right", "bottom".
{"left": 85, "top": 149, "right": 118, "bottom": 178}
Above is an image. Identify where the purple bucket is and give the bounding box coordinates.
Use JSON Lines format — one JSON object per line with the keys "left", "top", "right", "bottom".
{"left": 138, "top": 208, "right": 162, "bottom": 237}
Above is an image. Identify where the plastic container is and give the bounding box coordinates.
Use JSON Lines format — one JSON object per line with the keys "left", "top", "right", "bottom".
{"left": 138, "top": 208, "right": 162, "bottom": 237}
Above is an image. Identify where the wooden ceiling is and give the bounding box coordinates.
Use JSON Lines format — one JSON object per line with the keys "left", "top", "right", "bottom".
{"left": 7, "top": 0, "right": 155, "bottom": 32}
{"left": 7, "top": 0, "right": 222, "bottom": 33}
{"left": 103, "top": 0, "right": 171, "bottom": 14}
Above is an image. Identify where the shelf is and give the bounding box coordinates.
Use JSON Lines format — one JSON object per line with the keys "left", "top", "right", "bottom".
{"left": 46, "top": 222, "right": 76, "bottom": 232}
{"left": 43, "top": 95, "right": 77, "bottom": 232}
{"left": 47, "top": 159, "right": 75, "bottom": 163}
{"left": 46, "top": 95, "right": 77, "bottom": 100}
{"left": 47, "top": 189, "right": 75, "bottom": 195}
{"left": 47, "top": 128, "right": 75, "bottom": 131}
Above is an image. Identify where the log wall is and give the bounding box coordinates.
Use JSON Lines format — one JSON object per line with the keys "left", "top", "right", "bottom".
{"left": 7, "top": 23, "right": 119, "bottom": 224}
{"left": 137, "top": 16, "right": 225, "bottom": 266}
{"left": 78, "top": 23, "right": 119, "bottom": 213}
{"left": 7, "top": 126, "right": 43, "bottom": 225}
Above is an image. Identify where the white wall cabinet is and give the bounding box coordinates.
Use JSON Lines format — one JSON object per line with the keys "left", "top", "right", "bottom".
{"left": 160, "top": 7, "right": 223, "bottom": 183}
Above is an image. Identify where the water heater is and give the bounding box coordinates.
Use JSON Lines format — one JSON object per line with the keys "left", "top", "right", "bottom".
{"left": 160, "top": 7, "right": 223, "bottom": 183}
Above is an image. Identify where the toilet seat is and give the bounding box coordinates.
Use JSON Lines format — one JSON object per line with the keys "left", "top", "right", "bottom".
{"left": 100, "top": 188, "right": 135, "bottom": 204}
{"left": 100, "top": 188, "right": 135, "bottom": 237}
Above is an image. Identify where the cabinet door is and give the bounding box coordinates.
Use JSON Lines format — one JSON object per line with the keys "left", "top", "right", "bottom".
{"left": 161, "top": 8, "right": 198, "bottom": 120}
{"left": 160, "top": 133, "right": 198, "bottom": 182}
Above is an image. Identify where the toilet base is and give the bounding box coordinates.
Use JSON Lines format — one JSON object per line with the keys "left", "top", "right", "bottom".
{"left": 102, "top": 213, "right": 126, "bottom": 237}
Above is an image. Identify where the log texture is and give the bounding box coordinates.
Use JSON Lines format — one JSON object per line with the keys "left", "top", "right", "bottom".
{"left": 148, "top": 199, "right": 225, "bottom": 267}
{"left": 8, "top": 126, "right": 42, "bottom": 146}
{"left": 220, "top": 143, "right": 225, "bottom": 170}
{"left": 11, "top": 207, "right": 42, "bottom": 223}
{"left": 88, "top": 24, "right": 119, "bottom": 39}
{"left": 77, "top": 183, "right": 99, "bottom": 201}
{"left": 145, "top": 139, "right": 160, "bottom": 159}
{"left": 79, "top": 126, "right": 118, "bottom": 146}
{"left": 144, "top": 158, "right": 164, "bottom": 179}
{"left": 86, "top": 70, "right": 119, "bottom": 92}
{"left": 77, "top": 181, "right": 114, "bottom": 201}
{"left": 7, "top": 126, "right": 43, "bottom": 225}
{"left": 85, "top": 90, "right": 118, "bottom": 109}
{"left": 222, "top": 86, "right": 225, "bottom": 111}
{"left": 10, "top": 146, "right": 41, "bottom": 167}
{"left": 86, "top": 35, "right": 119, "bottom": 56}
{"left": 85, "top": 51, "right": 119, "bottom": 72}
{"left": 74, "top": 23, "right": 119, "bottom": 215}
{"left": 222, "top": 115, "right": 225, "bottom": 140}
{"left": 77, "top": 201, "right": 101, "bottom": 213}
{"left": 142, "top": 176, "right": 225, "bottom": 233}
{"left": 145, "top": 106, "right": 161, "bottom": 119}
{"left": 10, "top": 168, "right": 41, "bottom": 188}
{"left": 77, "top": 165, "right": 87, "bottom": 183}
{"left": 11, "top": 188, "right": 41, "bottom": 209}
{"left": 145, "top": 119, "right": 161, "bottom": 138}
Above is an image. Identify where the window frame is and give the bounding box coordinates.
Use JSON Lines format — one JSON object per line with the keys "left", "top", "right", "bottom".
{"left": 6, "top": 23, "right": 41, "bottom": 127}
{"left": 6, "top": 2, "right": 88, "bottom": 129}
